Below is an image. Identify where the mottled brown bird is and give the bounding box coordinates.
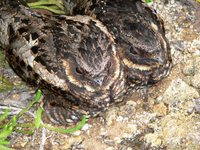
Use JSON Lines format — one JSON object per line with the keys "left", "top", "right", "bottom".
{"left": 0, "top": 0, "right": 126, "bottom": 124}
{"left": 86, "top": 0, "right": 172, "bottom": 88}
{"left": 0, "top": 0, "right": 172, "bottom": 125}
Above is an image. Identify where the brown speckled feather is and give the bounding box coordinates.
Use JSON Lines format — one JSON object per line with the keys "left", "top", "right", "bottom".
{"left": 86, "top": 0, "right": 172, "bottom": 87}
{"left": 0, "top": 0, "right": 125, "bottom": 124}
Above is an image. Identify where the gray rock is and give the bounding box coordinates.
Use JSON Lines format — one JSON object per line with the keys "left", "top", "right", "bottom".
{"left": 157, "top": 78, "right": 199, "bottom": 105}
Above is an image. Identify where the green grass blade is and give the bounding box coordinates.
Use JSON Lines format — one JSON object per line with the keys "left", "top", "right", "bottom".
{"left": 0, "top": 129, "right": 13, "bottom": 139}
{"left": 34, "top": 89, "right": 42, "bottom": 102}
{"left": 16, "top": 90, "right": 42, "bottom": 119}
{"left": 0, "top": 109, "right": 9, "bottom": 122}
{"left": 27, "top": 0, "right": 65, "bottom": 14}
{"left": 29, "top": 5, "right": 65, "bottom": 14}
{"left": 14, "top": 129, "right": 34, "bottom": 135}
{"left": 10, "top": 116, "right": 17, "bottom": 127}
{"left": 0, "top": 139, "right": 10, "bottom": 145}
{"left": 28, "top": 0, "right": 64, "bottom": 9}
{"left": 35, "top": 107, "right": 43, "bottom": 129}
{"left": 0, "top": 144, "right": 13, "bottom": 150}
{"left": 145, "top": 0, "right": 153, "bottom": 3}
{"left": 42, "top": 116, "right": 87, "bottom": 134}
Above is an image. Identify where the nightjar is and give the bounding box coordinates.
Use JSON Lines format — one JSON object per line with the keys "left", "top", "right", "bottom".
{"left": 0, "top": 0, "right": 125, "bottom": 124}
{"left": 86, "top": 0, "right": 172, "bottom": 87}
{"left": 0, "top": 0, "right": 172, "bottom": 125}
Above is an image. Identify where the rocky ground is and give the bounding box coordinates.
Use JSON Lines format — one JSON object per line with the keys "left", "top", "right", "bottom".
{"left": 0, "top": 0, "right": 200, "bottom": 149}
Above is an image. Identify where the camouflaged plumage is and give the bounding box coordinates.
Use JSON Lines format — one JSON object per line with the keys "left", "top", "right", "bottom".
{"left": 0, "top": 0, "right": 171, "bottom": 125}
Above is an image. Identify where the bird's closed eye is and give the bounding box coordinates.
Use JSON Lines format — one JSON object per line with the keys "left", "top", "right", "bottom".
{"left": 75, "top": 67, "right": 83, "bottom": 75}
{"left": 129, "top": 45, "right": 139, "bottom": 55}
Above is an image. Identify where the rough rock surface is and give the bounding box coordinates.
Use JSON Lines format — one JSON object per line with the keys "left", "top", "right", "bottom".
{"left": 0, "top": 0, "right": 200, "bottom": 149}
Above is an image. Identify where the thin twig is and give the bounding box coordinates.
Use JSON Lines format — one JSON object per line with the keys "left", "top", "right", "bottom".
{"left": 39, "top": 127, "right": 46, "bottom": 150}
